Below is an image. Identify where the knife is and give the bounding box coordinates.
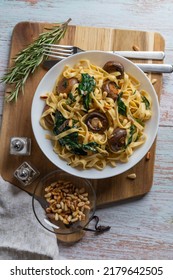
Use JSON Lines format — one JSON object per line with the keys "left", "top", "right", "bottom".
{"left": 42, "top": 60, "right": 173, "bottom": 73}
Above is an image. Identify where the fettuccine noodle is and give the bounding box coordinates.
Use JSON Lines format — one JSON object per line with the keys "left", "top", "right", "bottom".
{"left": 40, "top": 59, "right": 152, "bottom": 170}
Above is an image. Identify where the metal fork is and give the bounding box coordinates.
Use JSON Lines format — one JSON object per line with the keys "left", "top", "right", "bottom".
{"left": 43, "top": 43, "right": 165, "bottom": 60}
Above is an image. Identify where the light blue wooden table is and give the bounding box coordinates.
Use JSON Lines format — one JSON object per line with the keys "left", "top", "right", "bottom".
{"left": 0, "top": 0, "right": 173, "bottom": 259}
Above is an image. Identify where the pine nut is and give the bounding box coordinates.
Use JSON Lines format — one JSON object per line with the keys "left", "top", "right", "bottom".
{"left": 59, "top": 215, "right": 64, "bottom": 221}
{"left": 84, "top": 205, "right": 91, "bottom": 210}
{"left": 151, "top": 78, "right": 157, "bottom": 85}
{"left": 82, "top": 193, "right": 88, "bottom": 197}
{"left": 78, "top": 187, "right": 85, "bottom": 194}
{"left": 146, "top": 151, "right": 151, "bottom": 160}
{"left": 132, "top": 45, "right": 140, "bottom": 51}
{"left": 63, "top": 218, "right": 69, "bottom": 225}
{"left": 127, "top": 173, "right": 136, "bottom": 179}
{"left": 55, "top": 213, "right": 59, "bottom": 221}
{"left": 78, "top": 201, "right": 85, "bottom": 207}
{"left": 67, "top": 215, "right": 72, "bottom": 222}
{"left": 85, "top": 200, "right": 90, "bottom": 205}
{"left": 71, "top": 217, "right": 78, "bottom": 223}
{"left": 72, "top": 211, "right": 79, "bottom": 217}
{"left": 60, "top": 201, "right": 64, "bottom": 209}
{"left": 45, "top": 186, "right": 51, "bottom": 192}
{"left": 44, "top": 193, "right": 52, "bottom": 198}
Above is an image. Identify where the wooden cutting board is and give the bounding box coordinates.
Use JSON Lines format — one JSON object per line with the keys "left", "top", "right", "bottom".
{"left": 0, "top": 21, "right": 164, "bottom": 207}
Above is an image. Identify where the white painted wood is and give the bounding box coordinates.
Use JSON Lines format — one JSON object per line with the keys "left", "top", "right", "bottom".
{"left": 0, "top": 0, "right": 173, "bottom": 259}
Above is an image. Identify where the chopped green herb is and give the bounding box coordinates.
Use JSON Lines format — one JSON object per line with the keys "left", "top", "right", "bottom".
{"left": 135, "top": 118, "right": 145, "bottom": 127}
{"left": 83, "top": 92, "right": 91, "bottom": 111}
{"left": 53, "top": 111, "right": 67, "bottom": 135}
{"left": 82, "top": 142, "right": 98, "bottom": 152}
{"left": 117, "top": 92, "right": 127, "bottom": 116}
{"left": 69, "top": 92, "right": 76, "bottom": 102}
{"left": 66, "top": 92, "right": 76, "bottom": 104}
{"left": 142, "top": 96, "right": 150, "bottom": 109}
{"left": 126, "top": 124, "right": 136, "bottom": 146}
{"left": 53, "top": 111, "right": 98, "bottom": 155}
{"left": 78, "top": 73, "right": 96, "bottom": 110}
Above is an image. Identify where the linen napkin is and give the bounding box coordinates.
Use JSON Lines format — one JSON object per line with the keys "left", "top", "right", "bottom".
{"left": 0, "top": 176, "right": 60, "bottom": 260}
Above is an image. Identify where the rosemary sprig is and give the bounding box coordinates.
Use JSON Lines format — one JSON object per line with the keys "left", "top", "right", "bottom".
{"left": 0, "top": 18, "right": 71, "bottom": 102}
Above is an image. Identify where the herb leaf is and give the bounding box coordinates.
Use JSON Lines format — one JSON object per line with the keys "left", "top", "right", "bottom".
{"left": 117, "top": 92, "right": 127, "bottom": 116}
{"left": 53, "top": 111, "right": 67, "bottom": 135}
{"left": 82, "top": 142, "right": 98, "bottom": 152}
{"left": 135, "top": 118, "right": 145, "bottom": 127}
{"left": 142, "top": 96, "right": 150, "bottom": 109}
{"left": 53, "top": 111, "right": 98, "bottom": 155}
{"left": 78, "top": 73, "right": 96, "bottom": 110}
{"left": 66, "top": 92, "right": 76, "bottom": 105}
{"left": 126, "top": 124, "right": 136, "bottom": 146}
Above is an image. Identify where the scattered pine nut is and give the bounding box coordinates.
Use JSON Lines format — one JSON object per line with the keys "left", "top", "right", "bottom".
{"left": 132, "top": 45, "right": 140, "bottom": 51}
{"left": 40, "top": 95, "right": 48, "bottom": 99}
{"left": 146, "top": 151, "right": 151, "bottom": 160}
{"left": 151, "top": 78, "right": 157, "bottom": 85}
{"left": 127, "top": 173, "right": 136, "bottom": 179}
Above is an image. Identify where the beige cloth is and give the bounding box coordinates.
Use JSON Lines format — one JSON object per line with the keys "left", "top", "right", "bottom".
{"left": 0, "top": 176, "right": 60, "bottom": 260}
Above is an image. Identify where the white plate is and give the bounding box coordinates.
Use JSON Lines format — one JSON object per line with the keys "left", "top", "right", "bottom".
{"left": 31, "top": 51, "right": 160, "bottom": 179}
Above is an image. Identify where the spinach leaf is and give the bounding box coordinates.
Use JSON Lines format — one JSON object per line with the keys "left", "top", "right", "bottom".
{"left": 82, "top": 142, "right": 98, "bottom": 152}
{"left": 59, "top": 131, "right": 78, "bottom": 147}
{"left": 53, "top": 111, "right": 67, "bottom": 135}
{"left": 83, "top": 92, "right": 91, "bottom": 111}
{"left": 59, "top": 133, "right": 88, "bottom": 155}
{"left": 66, "top": 141, "right": 98, "bottom": 155}
{"left": 78, "top": 73, "right": 96, "bottom": 110}
{"left": 135, "top": 118, "right": 145, "bottom": 127}
{"left": 59, "top": 134, "right": 98, "bottom": 155}
{"left": 126, "top": 124, "right": 136, "bottom": 146}
{"left": 53, "top": 110, "right": 98, "bottom": 155}
{"left": 66, "top": 92, "right": 76, "bottom": 105}
{"left": 117, "top": 92, "right": 127, "bottom": 116}
{"left": 142, "top": 96, "right": 150, "bottom": 109}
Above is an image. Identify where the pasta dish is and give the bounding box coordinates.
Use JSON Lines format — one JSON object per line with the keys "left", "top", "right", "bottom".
{"left": 40, "top": 59, "right": 152, "bottom": 170}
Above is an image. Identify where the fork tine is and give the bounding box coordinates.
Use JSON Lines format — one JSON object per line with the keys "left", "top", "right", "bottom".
{"left": 43, "top": 52, "right": 71, "bottom": 60}
{"left": 44, "top": 49, "right": 72, "bottom": 57}
{"left": 43, "top": 43, "right": 74, "bottom": 59}
{"left": 44, "top": 43, "right": 73, "bottom": 49}
{"left": 44, "top": 46, "right": 73, "bottom": 54}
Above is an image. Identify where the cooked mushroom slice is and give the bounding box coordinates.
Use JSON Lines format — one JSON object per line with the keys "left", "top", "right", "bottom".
{"left": 103, "top": 61, "right": 124, "bottom": 78}
{"left": 85, "top": 111, "right": 109, "bottom": 133}
{"left": 102, "top": 80, "right": 119, "bottom": 101}
{"left": 43, "top": 105, "right": 54, "bottom": 127}
{"left": 56, "top": 77, "right": 78, "bottom": 94}
{"left": 108, "top": 128, "right": 127, "bottom": 151}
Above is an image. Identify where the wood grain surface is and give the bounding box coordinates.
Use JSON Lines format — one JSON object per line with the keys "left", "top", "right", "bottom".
{"left": 0, "top": 0, "right": 173, "bottom": 260}
{"left": 0, "top": 21, "right": 164, "bottom": 207}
